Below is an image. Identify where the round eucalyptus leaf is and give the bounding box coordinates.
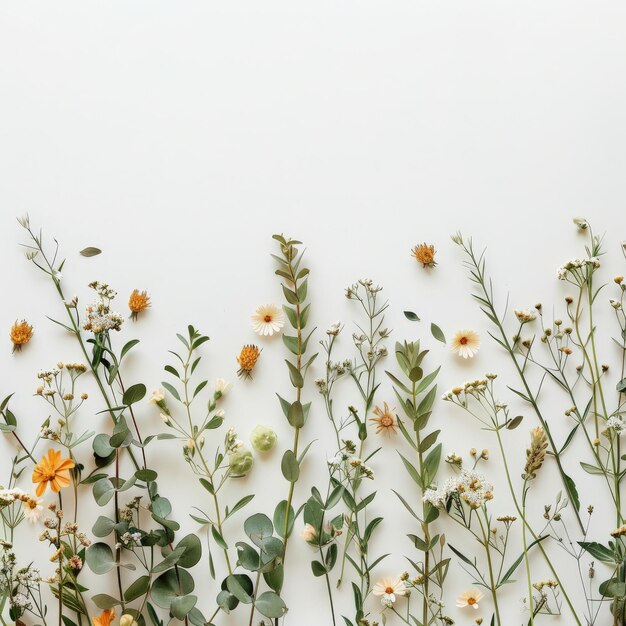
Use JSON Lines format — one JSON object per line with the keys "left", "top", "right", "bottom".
{"left": 176, "top": 534, "right": 202, "bottom": 568}
{"left": 255, "top": 591, "right": 287, "bottom": 619}
{"left": 151, "top": 569, "right": 194, "bottom": 609}
{"left": 86, "top": 542, "right": 115, "bottom": 575}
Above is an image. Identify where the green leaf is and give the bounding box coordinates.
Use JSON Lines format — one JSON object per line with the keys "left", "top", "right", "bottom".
{"left": 506, "top": 415, "right": 524, "bottom": 430}
{"left": 91, "top": 594, "right": 122, "bottom": 610}
{"left": 255, "top": 591, "right": 287, "bottom": 619}
{"left": 93, "top": 478, "right": 115, "bottom": 507}
{"left": 123, "top": 383, "right": 147, "bottom": 406}
{"left": 226, "top": 574, "right": 253, "bottom": 604}
{"left": 177, "top": 534, "right": 202, "bottom": 568}
{"left": 244, "top": 514, "right": 273, "bottom": 546}
{"left": 311, "top": 560, "right": 326, "bottom": 577}
{"left": 580, "top": 462, "right": 604, "bottom": 475}
{"left": 403, "top": 311, "right": 420, "bottom": 322}
{"left": 80, "top": 246, "right": 102, "bottom": 257}
{"left": 578, "top": 541, "right": 616, "bottom": 564}
{"left": 430, "top": 323, "right": 446, "bottom": 344}
{"left": 124, "top": 575, "right": 151, "bottom": 602}
{"left": 151, "top": 546, "right": 186, "bottom": 574}
{"left": 135, "top": 469, "right": 158, "bottom": 482}
{"left": 92, "top": 516, "right": 116, "bottom": 538}
{"left": 225, "top": 495, "right": 254, "bottom": 521}
{"left": 285, "top": 360, "right": 304, "bottom": 388}
{"left": 281, "top": 450, "right": 300, "bottom": 482}
{"left": 273, "top": 501, "right": 295, "bottom": 539}
{"left": 86, "top": 542, "right": 115, "bottom": 575}
{"left": 287, "top": 401, "right": 305, "bottom": 428}
{"left": 171, "top": 595, "right": 197, "bottom": 620}
{"left": 422, "top": 444, "right": 442, "bottom": 488}
{"left": 282, "top": 335, "right": 300, "bottom": 355}
{"left": 151, "top": 569, "right": 194, "bottom": 609}
{"left": 419, "top": 430, "right": 440, "bottom": 453}
{"left": 235, "top": 542, "right": 260, "bottom": 571}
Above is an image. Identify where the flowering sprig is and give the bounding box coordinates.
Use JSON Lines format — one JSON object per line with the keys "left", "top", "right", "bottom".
{"left": 386, "top": 340, "right": 452, "bottom": 626}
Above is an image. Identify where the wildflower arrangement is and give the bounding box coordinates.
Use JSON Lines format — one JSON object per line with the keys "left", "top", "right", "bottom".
{"left": 2, "top": 214, "right": 626, "bottom": 626}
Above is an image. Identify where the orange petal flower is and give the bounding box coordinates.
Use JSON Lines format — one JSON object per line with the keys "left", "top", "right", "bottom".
{"left": 128, "top": 289, "right": 150, "bottom": 320}
{"left": 411, "top": 243, "right": 437, "bottom": 268}
{"left": 32, "top": 449, "right": 76, "bottom": 497}
{"left": 92, "top": 609, "right": 116, "bottom": 626}
{"left": 10, "top": 319, "right": 33, "bottom": 352}
{"left": 237, "top": 344, "right": 261, "bottom": 379}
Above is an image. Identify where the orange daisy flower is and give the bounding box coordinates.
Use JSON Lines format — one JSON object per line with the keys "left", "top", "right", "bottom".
{"left": 10, "top": 319, "right": 33, "bottom": 352}
{"left": 92, "top": 609, "right": 116, "bottom": 626}
{"left": 370, "top": 402, "right": 398, "bottom": 436}
{"left": 32, "top": 449, "right": 75, "bottom": 497}
{"left": 128, "top": 289, "right": 150, "bottom": 320}
{"left": 411, "top": 243, "right": 437, "bottom": 268}
{"left": 237, "top": 344, "right": 261, "bottom": 379}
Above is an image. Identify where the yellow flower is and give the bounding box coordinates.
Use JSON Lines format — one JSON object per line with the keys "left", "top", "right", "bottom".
{"left": 32, "top": 449, "right": 75, "bottom": 497}
{"left": 10, "top": 319, "right": 33, "bottom": 352}
{"left": 450, "top": 329, "right": 480, "bottom": 359}
{"left": 370, "top": 403, "right": 398, "bottom": 436}
{"left": 128, "top": 290, "right": 150, "bottom": 320}
{"left": 237, "top": 345, "right": 261, "bottom": 379}
{"left": 92, "top": 609, "right": 116, "bottom": 626}
{"left": 456, "top": 588, "right": 484, "bottom": 609}
{"left": 411, "top": 243, "right": 437, "bottom": 268}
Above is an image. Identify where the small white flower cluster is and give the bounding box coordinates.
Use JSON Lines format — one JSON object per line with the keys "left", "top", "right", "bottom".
{"left": 326, "top": 322, "right": 342, "bottom": 336}
{"left": 606, "top": 416, "right": 625, "bottom": 434}
{"left": 441, "top": 374, "right": 497, "bottom": 401}
{"left": 423, "top": 469, "right": 494, "bottom": 510}
{"left": 83, "top": 281, "right": 124, "bottom": 334}
{"left": 556, "top": 257, "right": 601, "bottom": 280}
{"left": 345, "top": 278, "right": 383, "bottom": 299}
{"left": 514, "top": 309, "right": 537, "bottom": 323}
{"left": 224, "top": 427, "right": 243, "bottom": 454}
{"left": 348, "top": 457, "right": 374, "bottom": 480}
{"left": 0, "top": 487, "right": 26, "bottom": 507}
{"left": 83, "top": 306, "right": 124, "bottom": 334}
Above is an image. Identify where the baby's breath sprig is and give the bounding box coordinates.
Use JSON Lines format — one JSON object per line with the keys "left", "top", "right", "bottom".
{"left": 443, "top": 373, "right": 582, "bottom": 625}
{"left": 452, "top": 232, "right": 585, "bottom": 533}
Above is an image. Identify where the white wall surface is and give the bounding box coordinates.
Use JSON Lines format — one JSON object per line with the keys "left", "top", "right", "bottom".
{"left": 1, "top": 2, "right": 626, "bottom": 625}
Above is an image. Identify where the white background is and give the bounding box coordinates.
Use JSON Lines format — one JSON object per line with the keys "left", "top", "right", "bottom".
{"left": 1, "top": 2, "right": 626, "bottom": 624}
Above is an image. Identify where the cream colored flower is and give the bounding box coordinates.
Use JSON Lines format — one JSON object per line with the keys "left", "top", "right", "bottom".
{"left": 23, "top": 496, "right": 44, "bottom": 523}
{"left": 456, "top": 588, "right": 484, "bottom": 609}
{"left": 150, "top": 388, "right": 165, "bottom": 403}
{"left": 251, "top": 304, "right": 285, "bottom": 337}
{"left": 214, "top": 378, "right": 231, "bottom": 396}
{"left": 372, "top": 577, "right": 407, "bottom": 606}
{"left": 300, "top": 523, "right": 317, "bottom": 544}
{"left": 451, "top": 330, "right": 480, "bottom": 359}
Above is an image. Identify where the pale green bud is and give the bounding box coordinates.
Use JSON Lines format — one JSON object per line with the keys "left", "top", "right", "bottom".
{"left": 250, "top": 425, "right": 277, "bottom": 452}
{"left": 229, "top": 448, "right": 254, "bottom": 477}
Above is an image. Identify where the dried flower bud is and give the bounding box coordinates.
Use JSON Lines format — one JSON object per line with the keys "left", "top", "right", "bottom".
{"left": 523, "top": 427, "right": 548, "bottom": 480}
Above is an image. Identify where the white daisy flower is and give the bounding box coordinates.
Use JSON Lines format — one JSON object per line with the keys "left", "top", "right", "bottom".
{"left": 450, "top": 329, "right": 480, "bottom": 359}
{"left": 251, "top": 304, "right": 285, "bottom": 337}
{"left": 372, "top": 577, "right": 407, "bottom": 606}
{"left": 456, "top": 588, "right": 484, "bottom": 609}
{"left": 23, "top": 496, "right": 44, "bottom": 524}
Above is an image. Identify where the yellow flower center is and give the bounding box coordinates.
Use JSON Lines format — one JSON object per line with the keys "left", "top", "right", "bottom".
{"left": 467, "top": 597, "right": 476, "bottom": 605}
{"left": 385, "top": 586, "right": 394, "bottom": 594}
{"left": 264, "top": 314, "right": 272, "bottom": 322}
{"left": 381, "top": 415, "right": 393, "bottom": 427}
